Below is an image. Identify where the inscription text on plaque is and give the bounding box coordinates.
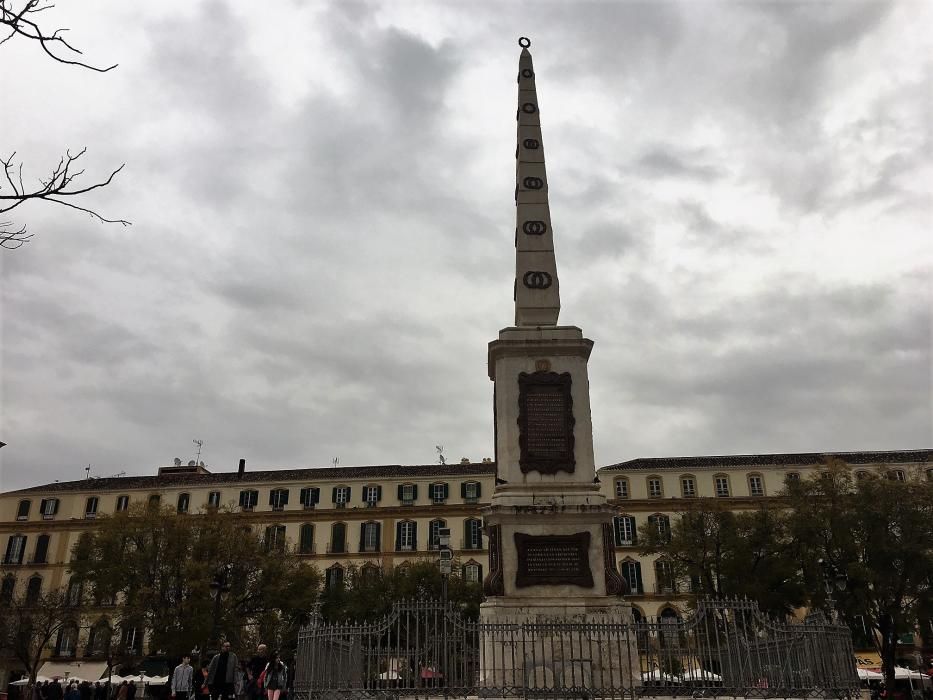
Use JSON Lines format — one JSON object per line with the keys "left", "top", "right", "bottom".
{"left": 514, "top": 532, "right": 594, "bottom": 588}
{"left": 517, "top": 371, "right": 575, "bottom": 474}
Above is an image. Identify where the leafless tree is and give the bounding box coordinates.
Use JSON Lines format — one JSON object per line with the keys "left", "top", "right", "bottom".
{"left": 1, "top": 0, "right": 128, "bottom": 249}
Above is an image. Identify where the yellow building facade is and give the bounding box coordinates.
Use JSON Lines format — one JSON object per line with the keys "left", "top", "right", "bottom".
{"left": 1, "top": 449, "right": 930, "bottom": 684}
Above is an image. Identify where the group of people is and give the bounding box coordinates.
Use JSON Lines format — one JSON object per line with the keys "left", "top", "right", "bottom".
{"left": 170, "top": 643, "right": 289, "bottom": 700}
{"left": 32, "top": 680, "right": 114, "bottom": 700}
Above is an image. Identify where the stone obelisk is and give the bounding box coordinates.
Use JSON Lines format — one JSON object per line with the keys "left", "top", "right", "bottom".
{"left": 480, "top": 38, "right": 631, "bottom": 632}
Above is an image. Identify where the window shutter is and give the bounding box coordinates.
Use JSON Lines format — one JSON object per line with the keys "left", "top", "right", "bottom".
{"left": 376, "top": 485, "right": 382, "bottom": 501}
{"left": 396, "top": 522, "right": 403, "bottom": 551}
{"left": 310, "top": 488, "right": 319, "bottom": 504}
{"left": 397, "top": 485, "right": 404, "bottom": 500}
{"left": 411, "top": 484, "right": 418, "bottom": 500}
{"left": 239, "top": 491, "right": 246, "bottom": 507}
{"left": 52, "top": 499, "right": 59, "bottom": 515}
{"left": 345, "top": 487, "right": 351, "bottom": 502}
{"left": 635, "top": 562, "right": 644, "bottom": 594}
{"left": 477, "top": 564, "right": 483, "bottom": 582}
{"left": 374, "top": 523, "right": 381, "bottom": 549}
{"left": 460, "top": 482, "right": 467, "bottom": 498}
{"left": 332, "top": 487, "right": 338, "bottom": 503}
{"left": 442, "top": 483, "right": 449, "bottom": 499}
{"left": 411, "top": 522, "right": 417, "bottom": 550}
{"left": 359, "top": 523, "right": 366, "bottom": 552}
{"left": 628, "top": 517, "right": 637, "bottom": 545}
{"left": 4, "top": 537, "right": 14, "bottom": 563}
{"left": 281, "top": 489, "right": 289, "bottom": 505}
{"left": 269, "top": 491, "right": 276, "bottom": 506}
{"left": 300, "top": 488, "right": 309, "bottom": 505}
{"left": 461, "top": 564, "right": 466, "bottom": 578}
{"left": 40, "top": 499, "right": 47, "bottom": 514}
{"left": 474, "top": 482, "right": 481, "bottom": 498}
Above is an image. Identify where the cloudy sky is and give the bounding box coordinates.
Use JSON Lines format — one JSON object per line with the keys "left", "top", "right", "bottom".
{"left": 1, "top": 1, "right": 930, "bottom": 491}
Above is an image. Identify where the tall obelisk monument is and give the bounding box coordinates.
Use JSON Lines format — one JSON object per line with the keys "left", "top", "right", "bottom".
{"left": 480, "top": 38, "right": 629, "bottom": 628}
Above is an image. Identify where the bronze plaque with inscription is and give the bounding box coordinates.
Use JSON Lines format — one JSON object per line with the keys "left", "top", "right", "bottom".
{"left": 517, "top": 371, "right": 575, "bottom": 474}
{"left": 514, "top": 532, "right": 593, "bottom": 588}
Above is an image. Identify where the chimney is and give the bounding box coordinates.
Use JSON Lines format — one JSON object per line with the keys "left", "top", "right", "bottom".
{"left": 237, "top": 458, "right": 246, "bottom": 479}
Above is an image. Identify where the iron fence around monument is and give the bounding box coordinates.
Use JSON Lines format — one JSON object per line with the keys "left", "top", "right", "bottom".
{"left": 293, "top": 598, "right": 858, "bottom": 699}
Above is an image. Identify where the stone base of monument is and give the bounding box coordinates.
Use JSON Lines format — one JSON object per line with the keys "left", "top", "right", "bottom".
{"left": 478, "top": 597, "right": 637, "bottom": 691}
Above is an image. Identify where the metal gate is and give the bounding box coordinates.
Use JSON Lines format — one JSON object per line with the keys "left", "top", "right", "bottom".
{"left": 294, "top": 598, "right": 858, "bottom": 699}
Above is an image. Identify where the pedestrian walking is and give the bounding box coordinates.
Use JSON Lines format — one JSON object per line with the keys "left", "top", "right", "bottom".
{"left": 125, "top": 683, "right": 136, "bottom": 700}
{"left": 261, "top": 654, "right": 287, "bottom": 700}
{"left": 206, "top": 642, "right": 239, "bottom": 700}
{"left": 246, "top": 645, "right": 268, "bottom": 700}
{"left": 115, "top": 682, "right": 128, "bottom": 700}
{"left": 171, "top": 655, "right": 194, "bottom": 700}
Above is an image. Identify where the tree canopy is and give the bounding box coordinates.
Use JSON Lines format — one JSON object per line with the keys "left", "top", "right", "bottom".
{"left": 0, "top": 586, "right": 72, "bottom": 685}
{"left": 69, "top": 503, "right": 320, "bottom": 659}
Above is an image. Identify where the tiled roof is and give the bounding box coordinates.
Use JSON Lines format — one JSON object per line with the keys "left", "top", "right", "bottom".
{"left": 4, "top": 463, "right": 498, "bottom": 495}
{"left": 598, "top": 449, "right": 932, "bottom": 472}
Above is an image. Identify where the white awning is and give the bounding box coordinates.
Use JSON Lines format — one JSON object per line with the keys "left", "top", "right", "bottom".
{"left": 38, "top": 661, "right": 109, "bottom": 681}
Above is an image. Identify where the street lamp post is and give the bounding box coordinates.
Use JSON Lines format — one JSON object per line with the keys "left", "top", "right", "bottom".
{"left": 818, "top": 558, "right": 848, "bottom": 624}
{"left": 437, "top": 528, "right": 452, "bottom": 699}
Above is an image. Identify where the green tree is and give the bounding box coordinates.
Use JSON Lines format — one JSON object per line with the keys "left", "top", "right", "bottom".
{"left": 638, "top": 501, "right": 807, "bottom": 617}
{"left": 69, "top": 503, "right": 321, "bottom": 659}
{"left": 320, "top": 561, "right": 483, "bottom": 623}
{"left": 0, "top": 587, "right": 72, "bottom": 688}
{"left": 783, "top": 462, "right": 933, "bottom": 689}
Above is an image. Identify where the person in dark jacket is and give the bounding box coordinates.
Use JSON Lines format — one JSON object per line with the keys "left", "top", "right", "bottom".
{"left": 261, "top": 654, "right": 287, "bottom": 700}
{"left": 245, "top": 645, "right": 268, "bottom": 700}
{"left": 207, "top": 642, "right": 239, "bottom": 700}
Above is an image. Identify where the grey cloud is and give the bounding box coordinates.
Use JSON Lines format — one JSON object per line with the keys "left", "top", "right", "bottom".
{"left": 635, "top": 147, "right": 723, "bottom": 180}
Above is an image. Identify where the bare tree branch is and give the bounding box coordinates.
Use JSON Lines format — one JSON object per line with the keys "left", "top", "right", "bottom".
{"left": 1, "top": 0, "right": 117, "bottom": 72}
{"left": 0, "top": 150, "right": 130, "bottom": 247}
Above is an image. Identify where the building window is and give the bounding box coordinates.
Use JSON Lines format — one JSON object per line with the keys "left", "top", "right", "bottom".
{"left": 463, "top": 562, "right": 482, "bottom": 583}
{"left": 886, "top": 470, "right": 906, "bottom": 482}
{"left": 429, "top": 519, "right": 446, "bottom": 550}
{"left": 269, "top": 489, "right": 289, "bottom": 511}
{"left": 85, "top": 496, "right": 100, "bottom": 518}
{"left": 621, "top": 560, "right": 643, "bottom": 594}
{"left": 33, "top": 534, "right": 50, "bottom": 564}
{"left": 360, "top": 563, "right": 380, "bottom": 582}
{"left": 784, "top": 472, "right": 800, "bottom": 485}
{"left": 360, "top": 522, "right": 380, "bottom": 552}
{"left": 613, "top": 516, "right": 636, "bottom": 546}
{"left": 147, "top": 494, "right": 161, "bottom": 508}
{"left": 264, "top": 525, "right": 286, "bottom": 552}
{"left": 714, "top": 475, "right": 731, "bottom": 497}
{"left": 926, "top": 469, "right": 933, "bottom": 482}
{"left": 1, "top": 575, "right": 15, "bottom": 604}
{"left": 207, "top": 491, "right": 221, "bottom": 508}
{"left": 655, "top": 560, "right": 677, "bottom": 593}
{"left": 239, "top": 489, "right": 259, "bottom": 511}
{"left": 396, "top": 521, "right": 417, "bottom": 551}
{"left": 26, "top": 575, "right": 42, "bottom": 604}
{"left": 298, "top": 524, "right": 314, "bottom": 554}
{"left": 330, "top": 523, "right": 347, "bottom": 554}
{"left": 462, "top": 481, "right": 481, "bottom": 503}
{"left": 40, "top": 498, "right": 60, "bottom": 519}
{"left": 647, "top": 477, "right": 663, "bottom": 498}
{"left": 647, "top": 514, "right": 671, "bottom": 543}
{"left": 855, "top": 471, "right": 871, "bottom": 481}
{"left": 748, "top": 474, "right": 765, "bottom": 497}
{"left": 176, "top": 493, "right": 190, "bottom": 514}
{"left": 614, "top": 478, "right": 629, "bottom": 499}
{"left": 325, "top": 566, "right": 344, "bottom": 591}
{"left": 16, "top": 500, "right": 30, "bottom": 520}
{"left": 300, "top": 487, "right": 320, "bottom": 509}
{"left": 57, "top": 623, "right": 78, "bottom": 657}
{"left": 4, "top": 534, "right": 26, "bottom": 565}
{"left": 363, "top": 485, "right": 381, "bottom": 505}
{"left": 116, "top": 495, "right": 130, "bottom": 512}
{"left": 120, "top": 625, "right": 141, "bottom": 654}
{"left": 463, "top": 518, "right": 483, "bottom": 550}
{"left": 398, "top": 483, "right": 417, "bottom": 505}
{"left": 86, "top": 620, "right": 112, "bottom": 657}
{"left": 431, "top": 482, "right": 449, "bottom": 504}
{"left": 680, "top": 476, "right": 696, "bottom": 498}
{"left": 333, "top": 486, "right": 350, "bottom": 508}
{"left": 67, "top": 579, "right": 83, "bottom": 606}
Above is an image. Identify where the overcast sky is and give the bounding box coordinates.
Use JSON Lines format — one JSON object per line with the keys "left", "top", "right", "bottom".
{"left": 1, "top": 1, "right": 930, "bottom": 492}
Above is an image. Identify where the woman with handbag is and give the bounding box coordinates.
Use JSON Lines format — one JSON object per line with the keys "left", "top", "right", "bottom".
{"left": 260, "top": 654, "right": 287, "bottom": 700}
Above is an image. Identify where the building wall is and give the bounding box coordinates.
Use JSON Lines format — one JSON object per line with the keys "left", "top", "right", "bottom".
{"left": 1, "top": 450, "right": 929, "bottom": 678}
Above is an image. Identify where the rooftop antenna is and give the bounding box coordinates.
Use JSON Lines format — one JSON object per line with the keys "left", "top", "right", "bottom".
{"left": 193, "top": 439, "right": 203, "bottom": 465}
{"left": 85, "top": 464, "right": 91, "bottom": 480}
{"left": 332, "top": 457, "right": 339, "bottom": 467}
{"left": 436, "top": 445, "right": 446, "bottom": 466}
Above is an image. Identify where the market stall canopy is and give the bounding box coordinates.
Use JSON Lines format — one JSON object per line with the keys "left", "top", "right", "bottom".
{"left": 38, "top": 662, "right": 108, "bottom": 682}
{"left": 857, "top": 669, "right": 883, "bottom": 680}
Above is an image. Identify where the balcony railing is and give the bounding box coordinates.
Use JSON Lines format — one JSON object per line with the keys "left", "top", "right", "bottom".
{"left": 461, "top": 539, "right": 484, "bottom": 551}
{"left": 326, "top": 543, "right": 346, "bottom": 554}
{"left": 361, "top": 544, "right": 380, "bottom": 553}
{"left": 298, "top": 545, "right": 316, "bottom": 555}
{"left": 464, "top": 496, "right": 478, "bottom": 505}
